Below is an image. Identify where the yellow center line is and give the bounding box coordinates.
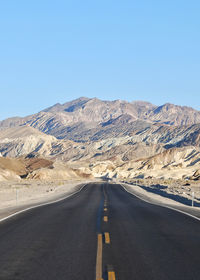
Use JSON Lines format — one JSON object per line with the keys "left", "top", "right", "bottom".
{"left": 108, "top": 271, "right": 116, "bottom": 280}
{"left": 96, "top": 234, "right": 103, "bottom": 280}
{"left": 103, "top": 216, "right": 108, "bottom": 222}
{"left": 104, "top": 207, "right": 107, "bottom": 211}
{"left": 104, "top": 232, "right": 110, "bottom": 244}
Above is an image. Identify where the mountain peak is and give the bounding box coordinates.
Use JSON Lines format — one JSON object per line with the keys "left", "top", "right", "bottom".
{"left": 0, "top": 97, "right": 200, "bottom": 138}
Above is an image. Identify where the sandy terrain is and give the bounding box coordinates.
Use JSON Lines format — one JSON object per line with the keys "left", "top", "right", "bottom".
{"left": 0, "top": 179, "right": 96, "bottom": 220}
{"left": 120, "top": 178, "right": 200, "bottom": 206}
{"left": 120, "top": 180, "right": 200, "bottom": 219}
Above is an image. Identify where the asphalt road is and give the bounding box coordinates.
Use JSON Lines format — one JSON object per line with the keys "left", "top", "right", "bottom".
{"left": 1, "top": 183, "right": 200, "bottom": 280}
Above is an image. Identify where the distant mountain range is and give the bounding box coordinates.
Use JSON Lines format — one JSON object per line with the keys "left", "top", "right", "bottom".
{"left": 0, "top": 97, "right": 199, "bottom": 181}
{"left": 1, "top": 97, "right": 200, "bottom": 136}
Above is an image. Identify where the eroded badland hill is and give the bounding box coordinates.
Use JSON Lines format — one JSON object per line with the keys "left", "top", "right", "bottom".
{"left": 0, "top": 97, "right": 200, "bottom": 183}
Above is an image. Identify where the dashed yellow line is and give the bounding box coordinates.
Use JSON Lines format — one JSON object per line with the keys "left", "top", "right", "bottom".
{"left": 108, "top": 271, "right": 116, "bottom": 280}
{"left": 103, "top": 216, "right": 108, "bottom": 222}
{"left": 104, "top": 207, "right": 107, "bottom": 212}
{"left": 96, "top": 234, "right": 103, "bottom": 280}
{"left": 104, "top": 232, "right": 110, "bottom": 244}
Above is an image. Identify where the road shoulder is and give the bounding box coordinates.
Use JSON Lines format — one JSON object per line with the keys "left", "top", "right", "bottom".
{"left": 0, "top": 181, "right": 92, "bottom": 221}
{"left": 121, "top": 182, "right": 200, "bottom": 220}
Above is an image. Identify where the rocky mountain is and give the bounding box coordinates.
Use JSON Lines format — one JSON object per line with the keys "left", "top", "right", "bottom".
{"left": 0, "top": 97, "right": 200, "bottom": 181}
{"left": 0, "top": 156, "right": 53, "bottom": 181}
{"left": 42, "top": 98, "right": 200, "bottom": 126}
{"left": 112, "top": 146, "right": 200, "bottom": 180}
{"left": 0, "top": 156, "right": 91, "bottom": 181}
{"left": 0, "top": 126, "right": 58, "bottom": 157}
{"left": 1, "top": 98, "right": 200, "bottom": 140}
{"left": 145, "top": 103, "right": 200, "bottom": 125}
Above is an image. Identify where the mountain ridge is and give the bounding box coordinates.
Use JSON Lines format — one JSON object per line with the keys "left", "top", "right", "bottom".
{"left": 0, "top": 97, "right": 200, "bottom": 181}
{"left": 1, "top": 97, "right": 200, "bottom": 138}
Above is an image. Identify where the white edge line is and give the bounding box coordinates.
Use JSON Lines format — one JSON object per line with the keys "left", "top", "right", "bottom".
{"left": 0, "top": 184, "right": 87, "bottom": 223}
{"left": 121, "top": 184, "right": 200, "bottom": 222}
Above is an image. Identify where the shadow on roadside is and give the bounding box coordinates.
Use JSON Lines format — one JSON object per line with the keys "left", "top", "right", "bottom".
{"left": 132, "top": 184, "right": 200, "bottom": 207}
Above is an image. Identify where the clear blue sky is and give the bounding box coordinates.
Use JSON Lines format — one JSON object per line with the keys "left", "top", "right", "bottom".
{"left": 0, "top": 0, "right": 200, "bottom": 120}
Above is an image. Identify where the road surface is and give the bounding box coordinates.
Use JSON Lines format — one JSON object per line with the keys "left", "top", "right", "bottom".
{"left": 0, "top": 183, "right": 200, "bottom": 280}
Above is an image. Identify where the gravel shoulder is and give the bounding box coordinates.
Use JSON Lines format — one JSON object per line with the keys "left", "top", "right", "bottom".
{"left": 121, "top": 182, "right": 200, "bottom": 219}
{"left": 0, "top": 180, "right": 95, "bottom": 220}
